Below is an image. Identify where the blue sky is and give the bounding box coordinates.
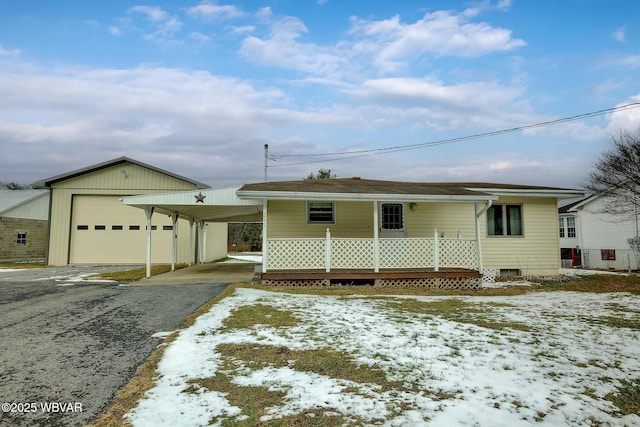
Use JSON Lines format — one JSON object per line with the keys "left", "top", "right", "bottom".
{"left": 1, "top": 0, "right": 639, "bottom": 188}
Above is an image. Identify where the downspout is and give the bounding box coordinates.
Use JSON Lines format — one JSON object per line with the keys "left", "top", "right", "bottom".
{"left": 475, "top": 200, "right": 492, "bottom": 274}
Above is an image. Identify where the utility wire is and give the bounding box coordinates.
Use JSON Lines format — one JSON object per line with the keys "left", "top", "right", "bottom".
{"left": 267, "top": 102, "right": 640, "bottom": 168}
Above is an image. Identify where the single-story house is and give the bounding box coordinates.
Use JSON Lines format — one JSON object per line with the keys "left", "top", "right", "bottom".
{"left": 33, "top": 157, "right": 227, "bottom": 266}
{"left": 123, "top": 177, "right": 584, "bottom": 288}
{"left": 560, "top": 195, "right": 639, "bottom": 271}
{"left": 0, "top": 189, "right": 49, "bottom": 261}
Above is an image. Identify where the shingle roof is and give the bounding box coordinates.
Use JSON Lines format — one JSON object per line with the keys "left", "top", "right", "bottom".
{"left": 238, "top": 177, "right": 581, "bottom": 197}
{"left": 32, "top": 156, "right": 209, "bottom": 189}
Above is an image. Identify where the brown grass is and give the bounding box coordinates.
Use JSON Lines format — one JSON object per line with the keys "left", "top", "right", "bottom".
{"left": 0, "top": 261, "right": 45, "bottom": 269}
{"left": 91, "top": 264, "right": 188, "bottom": 281}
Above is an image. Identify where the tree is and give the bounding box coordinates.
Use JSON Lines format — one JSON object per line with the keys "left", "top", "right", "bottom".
{"left": 305, "top": 169, "right": 336, "bottom": 180}
{"left": 586, "top": 130, "right": 640, "bottom": 270}
{"left": 1, "top": 182, "right": 28, "bottom": 190}
{"left": 586, "top": 130, "right": 640, "bottom": 220}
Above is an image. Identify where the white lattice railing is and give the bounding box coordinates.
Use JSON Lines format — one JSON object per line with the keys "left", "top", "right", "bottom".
{"left": 266, "top": 229, "right": 478, "bottom": 271}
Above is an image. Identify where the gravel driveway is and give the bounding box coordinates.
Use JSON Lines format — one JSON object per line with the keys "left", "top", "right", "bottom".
{"left": 0, "top": 266, "right": 228, "bottom": 427}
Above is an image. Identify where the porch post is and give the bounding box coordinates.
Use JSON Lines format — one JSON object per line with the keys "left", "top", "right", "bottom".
{"left": 262, "top": 199, "right": 268, "bottom": 273}
{"left": 373, "top": 201, "right": 380, "bottom": 272}
{"left": 434, "top": 228, "right": 439, "bottom": 272}
{"left": 475, "top": 201, "right": 492, "bottom": 273}
{"left": 171, "top": 212, "right": 178, "bottom": 271}
{"left": 144, "top": 206, "right": 154, "bottom": 278}
{"left": 325, "top": 228, "right": 331, "bottom": 272}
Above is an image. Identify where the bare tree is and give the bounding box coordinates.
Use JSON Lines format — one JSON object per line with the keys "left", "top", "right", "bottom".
{"left": 585, "top": 130, "right": 640, "bottom": 220}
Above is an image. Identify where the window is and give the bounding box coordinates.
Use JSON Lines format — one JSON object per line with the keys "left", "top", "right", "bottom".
{"left": 601, "top": 249, "right": 616, "bottom": 261}
{"left": 16, "top": 232, "right": 27, "bottom": 246}
{"left": 95, "top": 225, "right": 106, "bottom": 230}
{"left": 559, "top": 218, "right": 565, "bottom": 238}
{"left": 487, "top": 204, "right": 523, "bottom": 236}
{"left": 77, "top": 225, "right": 89, "bottom": 230}
{"left": 381, "top": 203, "right": 404, "bottom": 230}
{"left": 162, "top": 225, "right": 173, "bottom": 231}
{"left": 307, "top": 201, "right": 335, "bottom": 224}
{"left": 566, "top": 217, "right": 576, "bottom": 238}
{"left": 129, "top": 225, "right": 140, "bottom": 230}
{"left": 146, "top": 225, "right": 157, "bottom": 230}
{"left": 112, "top": 225, "right": 123, "bottom": 230}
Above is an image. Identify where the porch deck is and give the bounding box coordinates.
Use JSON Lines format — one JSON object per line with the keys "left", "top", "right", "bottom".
{"left": 261, "top": 268, "right": 482, "bottom": 289}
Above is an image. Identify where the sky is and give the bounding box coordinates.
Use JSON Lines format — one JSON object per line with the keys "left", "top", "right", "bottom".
{"left": 126, "top": 283, "right": 640, "bottom": 426}
{"left": 1, "top": 0, "right": 640, "bottom": 189}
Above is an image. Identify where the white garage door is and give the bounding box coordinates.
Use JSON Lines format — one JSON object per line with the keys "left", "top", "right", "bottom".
{"left": 69, "top": 195, "right": 176, "bottom": 264}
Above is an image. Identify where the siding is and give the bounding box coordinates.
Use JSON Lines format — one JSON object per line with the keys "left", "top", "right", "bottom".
{"left": 481, "top": 197, "right": 560, "bottom": 275}
{"left": 577, "top": 197, "right": 638, "bottom": 270}
{"left": 407, "top": 202, "right": 476, "bottom": 238}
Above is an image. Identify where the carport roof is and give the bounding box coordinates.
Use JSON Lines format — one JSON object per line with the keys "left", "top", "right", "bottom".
{"left": 121, "top": 186, "right": 262, "bottom": 222}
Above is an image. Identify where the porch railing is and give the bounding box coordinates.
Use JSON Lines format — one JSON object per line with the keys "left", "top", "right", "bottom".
{"left": 266, "top": 229, "right": 478, "bottom": 271}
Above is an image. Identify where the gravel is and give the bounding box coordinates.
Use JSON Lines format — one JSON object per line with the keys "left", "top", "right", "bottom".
{"left": 0, "top": 266, "right": 227, "bottom": 427}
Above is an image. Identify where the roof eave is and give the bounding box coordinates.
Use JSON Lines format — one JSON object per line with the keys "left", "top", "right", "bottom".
{"left": 468, "top": 188, "right": 586, "bottom": 200}
{"left": 236, "top": 190, "right": 498, "bottom": 202}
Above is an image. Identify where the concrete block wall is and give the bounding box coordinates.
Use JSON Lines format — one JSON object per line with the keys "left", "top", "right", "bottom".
{"left": 0, "top": 217, "right": 48, "bottom": 261}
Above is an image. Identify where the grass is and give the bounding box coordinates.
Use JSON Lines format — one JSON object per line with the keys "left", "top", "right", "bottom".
{"left": 88, "top": 274, "right": 640, "bottom": 426}
{"left": 605, "top": 378, "right": 640, "bottom": 416}
{"left": 91, "top": 263, "right": 188, "bottom": 281}
{"left": 0, "top": 260, "right": 45, "bottom": 268}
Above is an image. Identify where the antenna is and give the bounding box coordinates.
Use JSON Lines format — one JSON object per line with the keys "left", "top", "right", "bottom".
{"left": 264, "top": 144, "right": 268, "bottom": 182}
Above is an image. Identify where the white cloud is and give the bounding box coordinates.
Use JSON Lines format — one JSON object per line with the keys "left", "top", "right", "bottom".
{"left": 128, "top": 5, "right": 169, "bottom": 22}
{"left": 189, "top": 32, "right": 211, "bottom": 43}
{"left": 349, "top": 10, "right": 526, "bottom": 73}
{"left": 611, "top": 26, "right": 626, "bottom": 42}
{"left": 239, "top": 10, "right": 345, "bottom": 75}
{"left": 186, "top": 1, "right": 244, "bottom": 21}
{"left": 605, "top": 96, "right": 640, "bottom": 135}
{"left": 0, "top": 45, "right": 21, "bottom": 57}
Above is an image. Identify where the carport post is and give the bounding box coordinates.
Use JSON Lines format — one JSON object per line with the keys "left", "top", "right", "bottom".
{"left": 171, "top": 212, "right": 178, "bottom": 271}
{"left": 188, "top": 218, "right": 194, "bottom": 267}
{"left": 144, "top": 206, "right": 154, "bottom": 278}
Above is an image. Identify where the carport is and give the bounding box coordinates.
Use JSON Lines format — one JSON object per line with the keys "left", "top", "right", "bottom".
{"left": 121, "top": 187, "right": 263, "bottom": 278}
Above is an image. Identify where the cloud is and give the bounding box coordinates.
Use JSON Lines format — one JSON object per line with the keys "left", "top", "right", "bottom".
{"left": 348, "top": 9, "right": 526, "bottom": 73}
{"left": 128, "top": 5, "right": 169, "bottom": 22}
{"left": 0, "top": 45, "right": 21, "bottom": 58}
{"left": 611, "top": 26, "right": 626, "bottom": 42}
{"left": 239, "top": 8, "right": 345, "bottom": 75}
{"left": 605, "top": 96, "right": 640, "bottom": 135}
{"left": 186, "top": 1, "right": 244, "bottom": 21}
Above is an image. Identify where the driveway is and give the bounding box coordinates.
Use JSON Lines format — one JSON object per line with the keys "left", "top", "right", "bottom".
{"left": 0, "top": 263, "right": 254, "bottom": 427}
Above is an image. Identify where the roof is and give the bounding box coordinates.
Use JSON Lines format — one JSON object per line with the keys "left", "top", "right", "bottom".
{"left": 237, "top": 178, "right": 585, "bottom": 202}
{"left": 32, "top": 156, "right": 209, "bottom": 189}
{"left": 0, "top": 189, "right": 49, "bottom": 215}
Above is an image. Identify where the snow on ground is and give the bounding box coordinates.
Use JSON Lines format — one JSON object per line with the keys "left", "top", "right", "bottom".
{"left": 127, "top": 288, "right": 640, "bottom": 426}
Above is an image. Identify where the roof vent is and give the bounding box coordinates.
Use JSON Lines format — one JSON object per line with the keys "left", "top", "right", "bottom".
{"left": 352, "top": 176, "right": 361, "bottom": 180}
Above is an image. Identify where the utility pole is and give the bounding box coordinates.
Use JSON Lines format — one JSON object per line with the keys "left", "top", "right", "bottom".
{"left": 264, "top": 144, "right": 268, "bottom": 182}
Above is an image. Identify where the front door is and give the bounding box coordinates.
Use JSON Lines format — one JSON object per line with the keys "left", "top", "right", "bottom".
{"left": 379, "top": 203, "right": 407, "bottom": 238}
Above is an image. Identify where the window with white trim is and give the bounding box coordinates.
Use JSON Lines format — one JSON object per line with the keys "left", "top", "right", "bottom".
{"left": 307, "top": 201, "right": 335, "bottom": 224}
{"left": 566, "top": 217, "right": 576, "bottom": 238}
{"left": 487, "top": 204, "right": 523, "bottom": 236}
{"left": 381, "top": 203, "right": 404, "bottom": 230}
{"left": 559, "top": 218, "right": 565, "bottom": 238}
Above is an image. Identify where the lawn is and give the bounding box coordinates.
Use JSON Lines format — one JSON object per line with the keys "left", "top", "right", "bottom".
{"left": 95, "top": 276, "right": 640, "bottom": 426}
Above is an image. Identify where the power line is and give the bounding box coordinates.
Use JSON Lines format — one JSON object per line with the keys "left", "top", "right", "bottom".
{"left": 267, "top": 102, "right": 640, "bottom": 168}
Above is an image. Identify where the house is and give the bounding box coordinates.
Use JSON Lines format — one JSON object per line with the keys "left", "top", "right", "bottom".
{"left": 123, "top": 177, "right": 583, "bottom": 288}
{"left": 559, "top": 195, "right": 639, "bottom": 271}
{"left": 32, "top": 157, "right": 227, "bottom": 266}
{"left": 0, "top": 189, "right": 49, "bottom": 261}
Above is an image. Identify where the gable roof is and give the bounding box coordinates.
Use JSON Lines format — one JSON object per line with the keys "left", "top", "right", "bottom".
{"left": 32, "top": 156, "right": 209, "bottom": 189}
{"left": 0, "top": 189, "right": 49, "bottom": 215}
{"left": 237, "top": 178, "right": 584, "bottom": 202}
